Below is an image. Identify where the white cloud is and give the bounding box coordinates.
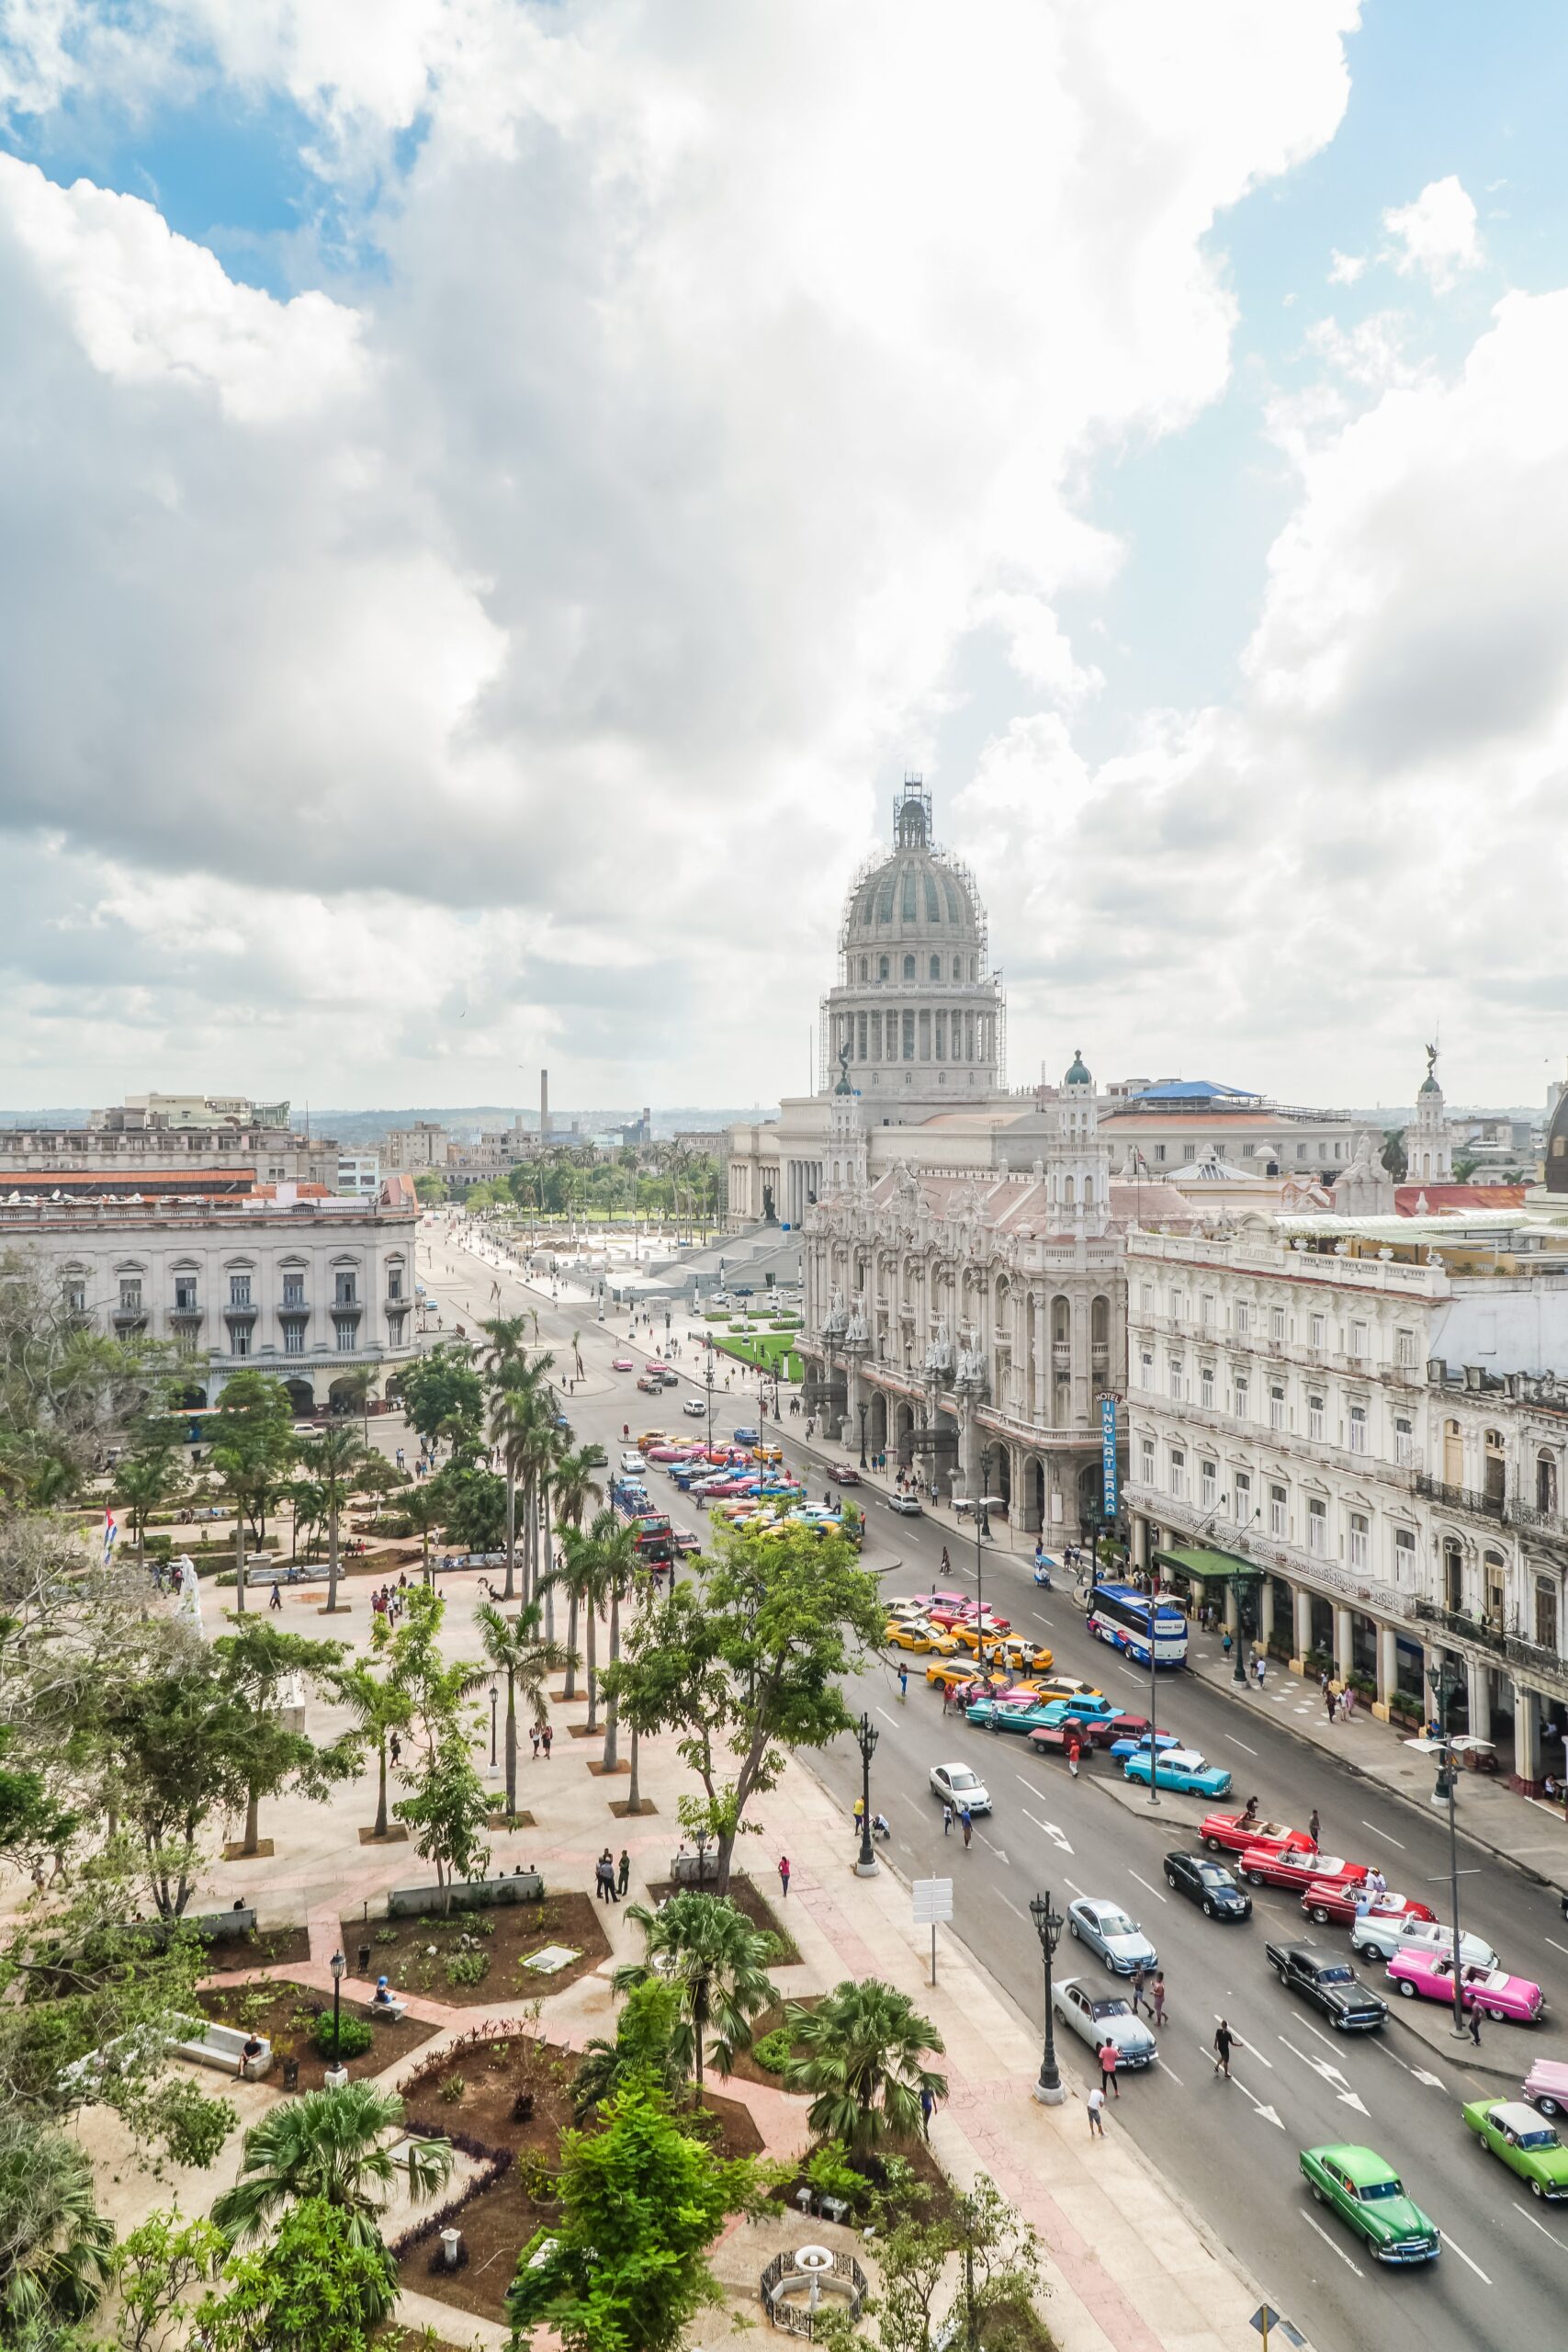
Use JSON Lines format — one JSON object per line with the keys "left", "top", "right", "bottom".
{"left": 1382, "top": 174, "right": 1482, "bottom": 291}
{"left": 1327, "top": 247, "right": 1365, "bottom": 285}
{"left": 0, "top": 0, "right": 1360, "bottom": 1103}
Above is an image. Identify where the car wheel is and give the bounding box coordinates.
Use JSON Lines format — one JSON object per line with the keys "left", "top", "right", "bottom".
{"left": 1310, "top": 1905, "right": 1331, "bottom": 1925}
{"left": 1165, "top": 1871, "right": 1178, "bottom": 1888}
{"left": 1486, "top": 2006, "right": 1507, "bottom": 2022}
{"left": 1398, "top": 1979, "right": 1417, "bottom": 1998}
{"left": 1103, "top": 1952, "right": 1117, "bottom": 1973}
{"left": 1531, "top": 2177, "right": 1545, "bottom": 2198}
{"left": 1539, "top": 2096, "right": 1561, "bottom": 2117}
{"left": 1309, "top": 2185, "right": 1325, "bottom": 2204}
{"left": 1068, "top": 1918, "right": 1079, "bottom": 1940}
{"left": 1274, "top": 1966, "right": 1289, "bottom": 1985}
{"left": 1247, "top": 1871, "right": 1266, "bottom": 1888}
{"left": 1473, "top": 2131, "right": 1489, "bottom": 2152}
{"left": 1204, "top": 1836, "right": 1223, "bottom": 1853}
{"left": 1201, "top": 1899, "right": 1214, "bottom": 1917}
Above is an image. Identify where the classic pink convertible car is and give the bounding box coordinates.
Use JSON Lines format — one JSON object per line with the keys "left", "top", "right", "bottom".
{"left": 1388, "top": 1950, "right": 1544, "bottom": 2023}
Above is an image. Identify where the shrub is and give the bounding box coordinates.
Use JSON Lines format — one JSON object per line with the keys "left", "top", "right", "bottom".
{"left": 439, "top": 2074, "right": 467, "bottom": 2104}
{"left": 314, "top": 2012, "right": 374, "bottom": 2063}
{"left": 751, "top": 2028, "right": 794, "bottom": 2075}
{"left": 446, "top": 1949, "right": 491, "bottom": 1987}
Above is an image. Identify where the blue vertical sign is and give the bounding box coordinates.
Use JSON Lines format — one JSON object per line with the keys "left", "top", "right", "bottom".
{"left": 1100, "top": 1394, "right": 1118, "bottom": 1521}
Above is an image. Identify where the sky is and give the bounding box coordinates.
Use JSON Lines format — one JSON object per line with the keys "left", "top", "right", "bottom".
{"left": 2, "top": 1, "right": 1567, "bottom": 1115}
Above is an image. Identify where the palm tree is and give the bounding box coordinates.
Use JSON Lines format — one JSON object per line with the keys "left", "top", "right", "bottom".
{"left": 551, "top": 1524, "right": 608, "bottom": 1733}
{"left": 613, "top": 1890, "right": 778, "bottom": 2092}
{"left": 401, "top": 1484, "right": 444, "bottom": 1575}
{"left": 288, "top": 1475, "right": 326, "bottom": 1564}
{"left": 336, "top": 1635, "right": 415, "bottom": 1838}
{"left": 211, "top": 2083, "right": 452, "bottom": 2248}
{"left": 519, "top": 1409, "right": 562, "bottom": 1616}
{"left": 0, "top": 2118, "right": 115, "bottom": 2333}
{"left": 300, "top": 1424, "right": 365, "bottom": 1614}
{"left": 595, "top": 1518, "right": 644, "bottom": 1772}
{"left": 491, "top": 1363, "right": 552, "bottom": 1602}
{"left": 784, "top": 1981, "right": 948, "bottom": 2155}
{"left": 336, "top": 1363, "right": 380, "bottom": 1446}
{"left": 110, "top": 1451, "right": 182, "bottom": 1570}
{"left": 474, "top": 1600, "right": 575, "bottom": 1820}
{"left": 551, "top": 1443, "right": 607, "bottom": 1698}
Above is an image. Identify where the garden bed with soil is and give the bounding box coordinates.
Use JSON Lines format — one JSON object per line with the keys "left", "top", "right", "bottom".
{"left": 644, "top": 1871, "right": 800, "bottom": 1966}
{"left": 197, "top": 1922, "right": 314, "bottom": 1973}
{"left": 393, "top": 2029, "right": 766, "bottom": 2324}
{"left": 338, "top": 1891, "right": 610, "bottom": 2005}
{"left": 723, "top": 1993, "right": 823, "bottom": 2087}
{"left": 195, "top": 1978, "right": 440, "bottom": 2091}
{"left": 773, "top": 2127, "right": 958, "bottom": 2227}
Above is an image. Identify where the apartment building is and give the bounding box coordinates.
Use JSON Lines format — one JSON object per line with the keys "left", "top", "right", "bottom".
{"left": 1124, "top": 1208, "right": 1568, "bottom": 1792}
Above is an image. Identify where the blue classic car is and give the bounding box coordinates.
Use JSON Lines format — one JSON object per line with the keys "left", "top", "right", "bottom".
{"left": 1122, "top": 1747, "right": 1233, "bottom": 1797}
{"left": 1108, "top": 1727, "right": 1184, "bottom": 1762}
{"left": 1033, "top": 1694, "right": 1122, "bottom": 1728}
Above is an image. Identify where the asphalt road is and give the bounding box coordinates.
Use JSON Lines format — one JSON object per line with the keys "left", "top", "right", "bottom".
{"left": 423, "top": 1227, "right": 1568, "bottom": 2352}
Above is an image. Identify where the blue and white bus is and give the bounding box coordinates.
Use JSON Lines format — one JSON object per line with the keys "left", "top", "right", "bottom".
{"left": 1087, "top": 1583, "right": 1189, "bottom": 1668}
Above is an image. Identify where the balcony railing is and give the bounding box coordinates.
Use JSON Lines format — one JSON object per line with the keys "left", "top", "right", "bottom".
{"left": 1415, "top": 1473, "right": 1504, "bottom": 1520}
{"left": 1413, "top": 1599, "right": 1567, "bottom": 1685}
{"left": 1505, "top": 1488, "right": 1568, "bottom": 1542}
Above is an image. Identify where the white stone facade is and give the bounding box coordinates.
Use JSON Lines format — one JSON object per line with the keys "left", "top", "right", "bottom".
{"left": 1123, "top": 1213, "right": 1568, "bottom": 1788}
{"left": 1, "top": 1192, "right": 419, "bottom": 1412}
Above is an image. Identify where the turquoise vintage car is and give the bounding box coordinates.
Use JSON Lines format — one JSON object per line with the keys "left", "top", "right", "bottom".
{"left": 964, "top": 1695, "right": 1061, "bottom": 1735}
{"left": 1122, "top": 1747, "right": 1234, "bottom": 1798}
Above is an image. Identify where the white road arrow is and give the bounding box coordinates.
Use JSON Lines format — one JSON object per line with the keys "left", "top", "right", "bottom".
{"left": 1021, "top": 1808, "right": 1074, "bottom": 1851}
{"left": 1193, "top": 2045, "right": 1284, "bottom": 2128}
{"left": 1280, "top": 2038, "right": 1370, "bottom": 2114}
{"left": 977, "top": 1832, "right": 1011, "bottom": 1865}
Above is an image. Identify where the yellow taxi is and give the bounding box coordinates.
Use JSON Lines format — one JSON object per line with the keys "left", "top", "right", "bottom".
{"left": 750, "top": 1443, "right": 784, "bottom": 1464}
{"left": 925, "top": 1659, "right": 1010, "bottom": 1694}
{"left": 885, "top": 1619, "right": 961, "bottom": 1657}
{"left": 1029, "top": 1674, "right": 1105, "bottom": 1706}
{"left": 979, "top": 1634, "right": 1054, "bottom": 1674}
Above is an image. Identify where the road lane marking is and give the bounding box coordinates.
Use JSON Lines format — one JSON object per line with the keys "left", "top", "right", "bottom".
{"left": 1193, "top": 2045, "right": 1282, "bottom": 2125}
{"left": 998, "top": 1892, "right": 1026, "bottom": 1921}
{"left": 876, "top": 1706, "right": 897, "bottom": 1725}
{"left": 1439, "top": 2232, "right": 1491, "bottom": 2284}
{"left": 1279, "top": 2035, "right": 1368, "bottom": 2113}
{"left": 1512, "top": 2200, "right": 1568, "bottom": 2251}
{"left": 1128, "top": 1870, "right": 1167, "bottom": 1904}
{"left": 1359, "top": 1819, "right": 1405, "bottom": 1849}
{"left": 1021, "top": 1808, "right": 1074, "bottom": 1851}
{"left": 1223, "top": 1735, "right": 1258, "bottom": 1755}
{"left": 1158, "top": 2061, "right": 1184, "bottom": 2086}
{"left": 1065, "top": 1878, "right": 1086, "bottom": 1899}
{"left": 977, "top": 1832, "right": 1011, "bottom": 1864}
{"left": 1546, "top": 1936, "right": 1568, "bottom": 1960}
{"left": 1303, "top": 2215, "right": 1362, "bottom": 2276}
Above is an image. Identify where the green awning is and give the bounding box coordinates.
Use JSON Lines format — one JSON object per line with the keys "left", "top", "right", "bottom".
{"left": 1153, "top": 1544, "right": 1256, "bottom": 1583}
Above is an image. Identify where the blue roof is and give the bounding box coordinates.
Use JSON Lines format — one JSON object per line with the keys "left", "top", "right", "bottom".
{"left": 1131, "top": 1080, "right": 1256, "bottom": 1102}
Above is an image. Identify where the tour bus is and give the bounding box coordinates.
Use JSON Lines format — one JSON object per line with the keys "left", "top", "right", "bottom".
{"left": 1086, "top": 1582, "right": 1189, "bottom": 1668}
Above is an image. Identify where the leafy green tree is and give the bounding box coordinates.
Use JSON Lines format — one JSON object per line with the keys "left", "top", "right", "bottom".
{"left": 855, "top": 2177, "right": 1045, "bottom": 2352}
{"left": 212, "top": 1618, "right": 354, "bottom": 1856}
{"left": 784, "top": 1981, "right": 947, "bottom": 2156}
{"left": 571, "top": 1980, "right": 685, "bottom": 2120}
{"left": 0, "top": 2115, "right": 115, "bottom": 2336}
{"left": 111, "top": 2208, "right": 226, "bottom": 2352}
{"left": 413, "top": 1168, "right": 448, "bottom": 1204}
{"left": 209, "top": 1372, "right": 297, "bottom": 1614}
{"left": 297, "top": 1425, "right": 366, "bottom": 1615}
{"left": 394, "top": 1723, "right": 491, "bottom": 1908}
{"left": 211, "top": 2084, "right": 451, "bottom": 2249}
{"left": 613, "top": 1890, "right": 777, "bottom": 2091}
{"left": 594, "top": 1516, "right": 644, "bottom": 1772}
{"left": 474, "top": 1600, "right": 574, "bottom": 1821}
{"left": 0, "top": 1251, "right": 168, "bottom": 1507}
{"left": 99, "top": 1662, "right": 256, "bottom": 1917}
{"left": 334, "top": 1623, "right": 414, "bottom": 1839}
{"left": 551, "top": 1523, "right": 608, "bottom": 1732}
{"left": 397, "top": 1345, "right": 483, "bottom": 1456}
{"left": 197, "top": 2195, "right": 400, "bottom": 2352}
{"left": 603, "top": 1524, "right": 884, "bottom": 1888}
{"left": 399, "top": 1482, "right": 444, "bottom": 1571}
{"left": 507, "top": 2080, "right": 762, "bottom": 2352}
{"left": 110, "top": 1449, "right": 183, "bottom": 1570}
{"left": 427, "top": 1459, "right": 506, "bottom": 1553}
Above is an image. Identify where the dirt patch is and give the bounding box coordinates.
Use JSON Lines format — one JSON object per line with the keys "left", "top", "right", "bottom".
{"left": 723, "top": 1993, "right": 823, "bottom": 2088}
{"left": 357, "top": 1825, "right": 411, "bottom": 1845}
{"left": 394, "top": 2032, "right": 766, "bottom": 2326}
{"left": 197, "top": 1923, "right": 314, "bottom": 1973}
{"left": 608, "top": 1797, "right": 658, "bottom": 1817}
{"left": 773, "top": 2128, "right": 958, "bottom": 2227}
{"left": 644, "top": 1872, "right": 801, "bottom": 1967}
{"left": 196, "top": 1977, "right": 440, "bottom": 2091}
{"left": 341, "top": 1892, "right": 611, "bottom": 2006}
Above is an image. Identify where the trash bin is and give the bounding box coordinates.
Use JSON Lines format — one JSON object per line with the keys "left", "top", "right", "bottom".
{"left": 282, "top": 2057, "right": 299, "bottom": 2092}
{"left": 357, "top": 1943, "right": 372, "bottom": 1975}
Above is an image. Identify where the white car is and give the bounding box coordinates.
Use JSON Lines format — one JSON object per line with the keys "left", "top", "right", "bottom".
{"left": 682, "top": 1398, "right": 708, "bottom": 1418}
{"left": 1052, "top": 1978, "right": 1158, "bottom": 2068}
{"left": 929, "top": 1761, "right": 991, "bottom": 1815}
{"left": 888, "top": 1494, "right": 924, "bottom": 1517}
{"left": 619, "top": 1451, "right": 648, "bottom": 1475}
{"left": 883, "top": 1597, "right": 930, "bottom": 1622}
{"left": 1351, "top": 1913, "right": 1498, "bottom": 1970}
{"left": 1066, "top": 1896, "right": 1158, "bottom": 1976}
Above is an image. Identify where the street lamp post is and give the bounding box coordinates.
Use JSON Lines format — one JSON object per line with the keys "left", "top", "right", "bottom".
{"left": 327, "top": 1948, "right": 346, "bottom": 2084}
{"left": 857, "top": 1399, "right": 869, "bottom": 1471}
{"left": 1028, "top": 1891, "right": 1066, "bottom": 2105}
{"left": 1427, "top": 1657, "right": 1471, "bottom": 2041}
{"left": 490, "top": 1676, "right": 499, "bottom": 1769}
{"left": 855, "top": 1712, "right": 880, "bottom": 1878}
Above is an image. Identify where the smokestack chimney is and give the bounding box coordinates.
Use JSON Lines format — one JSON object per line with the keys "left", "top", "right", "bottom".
{"left": 540, "top": 1069, "right": 549, "bottom": 1140}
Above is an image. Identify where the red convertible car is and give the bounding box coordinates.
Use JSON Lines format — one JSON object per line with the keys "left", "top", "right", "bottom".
{"left": 1200, "top": 1811, "right": 1315, "bottom": 1860}
{"left": 1299, "top": 1881, "right": 1435, "bottom": 1931}
{"left": 1240, "top": 1845, "right": 1368, "bottom": 1894}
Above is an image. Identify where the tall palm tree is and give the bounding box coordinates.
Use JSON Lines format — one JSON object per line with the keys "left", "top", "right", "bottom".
{"left": 595, "top": 1518, "right": 645, "bottom": 1773}
{"left": 473, "top": 1600, "right": 575, "bottom": 1820}
{"left": 300, "top": 1424, "right": 365, "bottom": 1614}
{"left": 491, "top": 1362, "right": 553, "bottom": 1603}
{"left": 336, "top": 1634, "right": 414, "bottom": 1838}
{"left": 613, "top": 1891, "right": 778, "bottom": 2092}
{"left": 110, "top": 1451, "right": 182, "bottom": 1570}
{"left": 0, "top": 2117, "right": 115, "bottom": 2333}
{"left": 336, "top": 1363, "right": 380, "bottom": 1447}
{"left": 784, "top": 1981, "right": 948, "bottom": 2155}
{"left": 551, "top": 1443, "right": 607, "bottom": 1698}
{"left": 211, "top": 2084, "right": 451, "bottom": 2248}
{"left": 401, "top": 1485, "right": 444, "bottom": 1574}
{"left": 519, "top": 1409, "right": 562, "bottom": 1616}
{"left": 550, "top": 1523, "right": 609, "bottom": 1733}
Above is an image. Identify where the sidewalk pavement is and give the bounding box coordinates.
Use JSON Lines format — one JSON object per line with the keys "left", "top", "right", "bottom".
{"left": 1179, "top": 1632, "right": 1568, "bottom": 1903}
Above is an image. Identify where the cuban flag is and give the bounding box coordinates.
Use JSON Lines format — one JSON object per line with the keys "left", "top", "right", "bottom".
{"left": 102, "top": 1508, "right": 118, "bottom": 1562}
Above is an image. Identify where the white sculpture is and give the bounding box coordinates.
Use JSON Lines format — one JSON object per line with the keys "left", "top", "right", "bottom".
{"left": 174, "top": 1555, "right": 204, "bottom": 1634}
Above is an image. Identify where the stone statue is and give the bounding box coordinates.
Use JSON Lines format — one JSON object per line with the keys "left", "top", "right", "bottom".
{"left": 835, "top": 1039, "right": 853, "bottom": 1095}
{"left": 175, "top": 1555, "right": 204, "bottom": 1634}
{"left": 924, "top": 1317, "right": 953, "bottom": 1378}
{"left": 1426, "top": 1042, "right": 1438, "bottom": 1083}
{"left": 846, "top": 1293, "right": 869, "bottom": 1344}
{"left": 954, "top": 1327, "right": 986, "bottom": 1390}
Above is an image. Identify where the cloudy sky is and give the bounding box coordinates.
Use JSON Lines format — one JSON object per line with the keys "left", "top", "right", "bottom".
{"left": 1, "top": 0, "right": 1565, "bottom": 1115}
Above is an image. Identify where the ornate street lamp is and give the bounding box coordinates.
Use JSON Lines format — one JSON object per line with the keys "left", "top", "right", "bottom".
{"left": 489, "top": 1674, "right": 499, "bottom": 1768}
{"left": 854, "top": 1712, "right": 880, "bottom": 1878}
{"left": 856, "top": 1399, "right": 869, "bottom": 1471}
{"left": 1028, "top": 1891, "right": 1066, "bottom": 2106}
{"left": 327, "top": 1949, "right": 346, "bottom": 2085}
{"left": 1427, "top": 1657, "right": 1472, "bottom": 2041}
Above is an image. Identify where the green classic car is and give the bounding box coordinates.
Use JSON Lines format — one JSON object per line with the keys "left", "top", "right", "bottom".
{"left": 1299, "top": 2143, "right": 1440, "bottom": 2265}
{"left": 1462, "top": 2098, "right": 1568, "bottom": 2198}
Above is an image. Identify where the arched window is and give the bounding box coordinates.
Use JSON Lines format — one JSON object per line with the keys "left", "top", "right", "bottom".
{"left": 1064, "top": 1175, "right": 1076, "bottom": 1206}
{"left": 1083, "top": 1176, "right": 1094, "bottom": 1206}
{"left": 970, "top": 956, "right": 977, "bottom": 981}
{"left": 930, "top": 954, "right": 941, "bottom": 979}
{"left": 1091, "top": 1295, "right": 1110, "bottom": 1346}
{"left": 903, "top": 954, "right": 916, "bottom": 980}
{"left": 1443, "top": 1537, "right": 1462, "bottom": 1611}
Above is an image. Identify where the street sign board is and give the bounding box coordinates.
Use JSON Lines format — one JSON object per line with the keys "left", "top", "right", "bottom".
{"left": 1249, "top": 2310, "right": 1304, "bottom": 2348}
{"left": 912, "top": 1878, "right": 954, "bottom": 1925}
{"left": 1101, "top": 1394, "right": 1119, "bottom": 1518}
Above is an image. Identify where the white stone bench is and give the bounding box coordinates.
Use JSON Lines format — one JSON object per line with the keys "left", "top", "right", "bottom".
{"left": 167, "top": 2021, "right": 273, "bottom": 2080}
{"left": 366, "top": 1996, "right": 409, "bottom": 2025}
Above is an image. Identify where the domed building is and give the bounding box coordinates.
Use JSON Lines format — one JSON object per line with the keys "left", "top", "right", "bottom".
{"left": 824, "top": 781, "right": 1005, "bottom": 1098}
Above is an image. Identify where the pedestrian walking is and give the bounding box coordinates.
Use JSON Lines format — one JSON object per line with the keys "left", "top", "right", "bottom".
{"left": 617, "top": 1849, "right": 630, "bottom": 1898}
{"left": 1213, "top": 2018, "right": 1240, "bottom": 2077}
{"left": 1468, "top": 2004, "right": 1483, "bottom": 2047}
{"left": 1131, "top": 1962, "right": 1149, "bottom": 2017}
{"left": 1324, "top": 1684, "right": 1336, "bottom": 1724}
{"left": 920, "top": 2085, "right": 935, "bottom": 2137}
{"left": 778, "top": 1855, "right": 791, "bottom": 1897}
{"left": 942, "top": 1803, "right": 953, "bottom": 1837}
{"left": 853, "top": 1795, "right": 864, "bottom": 1838}
{"left": 531, "top": 1725, "right": 541, "bottom": 1761}
{"left": 541, "top": 1724, "right": 552, "bottom": 1758}
{"left": 1307, "top": 1807, "right": 1321, "bottom": 1848}
{"left": 960, "top": 1806, "right": 973, "bottom": 1849}
{"left": 1150, "top": 1972, "right": 1167, "bottom": 2028}
{"left": 389, "top": 1732, "right": 402, "bottom": 1768}
{"left": 1087, "top": 2086, "right": 1106, "bottom": 2137}
{"left": 1098, "top": 2040, "right": 1121, "bottom": 2098}
{"left": 1067, "top": 1734, "right": 1081, "bottom": 1780}
{"left": 1221, "top": 1628, "right": 1233, "bottom": 1662}
{"left": 898, "top": 1667, "right": 908, "bottom": 1702}
{"left": 268, "top": 1579, "right": 281, "bottom": 1611}
{"left": 594, "top": 1853, "right": 614, "bottom": 1904}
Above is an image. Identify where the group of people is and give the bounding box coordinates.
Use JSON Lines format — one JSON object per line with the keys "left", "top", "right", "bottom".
{"left": 593, "top": 1848, "right": 631, "bottom": 1903}
{"left": 1320, "top": 1669, "right": 1360, "bottom": 1724}
{"left": 852, "top": 1797, "right": 892, "bottom": 1840}
{"left": 368, "top": 1578, "right": 411, "bottom": 1623}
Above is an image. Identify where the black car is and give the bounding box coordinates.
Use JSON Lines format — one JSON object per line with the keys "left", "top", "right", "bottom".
{"left": 1164, "top": 1851, "right": 1252, "bottom": 1920}
{"left": 1265, "top": 1941, "right": 1388, "bottom": 2031}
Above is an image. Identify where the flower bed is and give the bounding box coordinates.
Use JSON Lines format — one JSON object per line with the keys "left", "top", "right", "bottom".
{"left": 195, "top": 1978, "right": 439, "bottom": 2092}
{"left": 340, "top": 1891, "right": 609, "bottom": 2005}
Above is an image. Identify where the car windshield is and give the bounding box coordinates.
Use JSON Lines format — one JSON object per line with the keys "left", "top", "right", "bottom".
{"left": 1198, "top": 1867, "right": 1232, "bottom": 1887}
{"left": 1090, "top": 1999, "right": 1131, "bottom": 2019}
{"left": 947, "top": 1770, "right": 979, "bottom": 1791}
{"left": 1318, "top": 1966, "right": 1354, "bottom": 1984}
{"left": 1518, "top": 2128, "right": 1559, "bottom": 2149}
{"left": 1096, "top": 1911, "right": 1136, "bottom": 1939}
{"left": 1359, "top": 2178, "right": 1403, "bottom": 2201}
